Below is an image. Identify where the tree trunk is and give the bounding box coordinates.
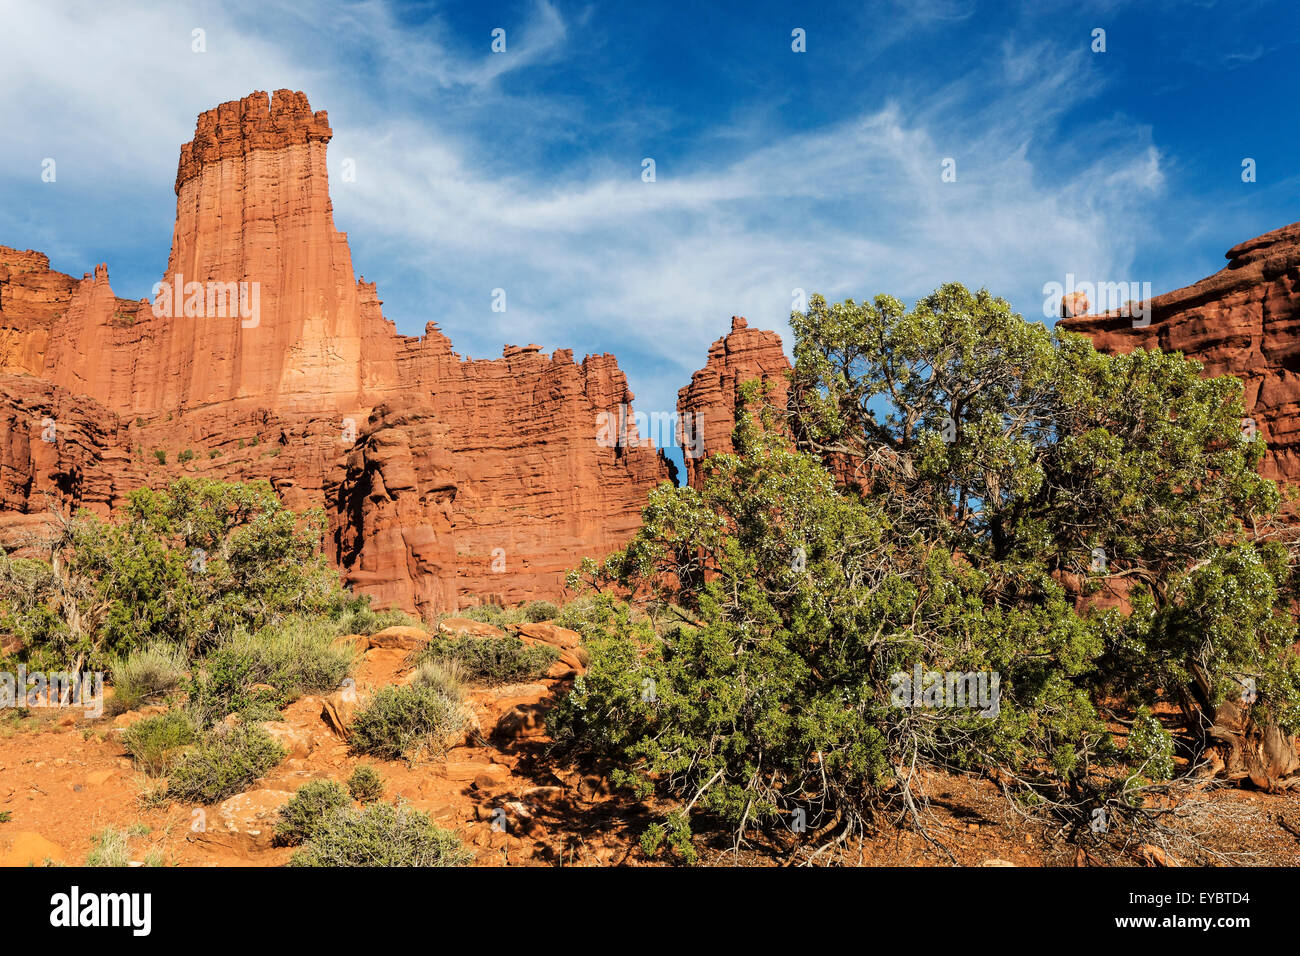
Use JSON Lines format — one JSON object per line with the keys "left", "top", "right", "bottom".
{"left": 1189, "top": 663, "right": 1300, "bottom": 791}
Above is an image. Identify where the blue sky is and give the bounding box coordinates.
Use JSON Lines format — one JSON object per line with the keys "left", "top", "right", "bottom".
{"left": 1, "top": 0, "right": 1297, "bottom": 467}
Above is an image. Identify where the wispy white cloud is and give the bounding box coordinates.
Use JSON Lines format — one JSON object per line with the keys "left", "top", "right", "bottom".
{"left": 1, "top": 0, "right": 1174, "bottom": 444}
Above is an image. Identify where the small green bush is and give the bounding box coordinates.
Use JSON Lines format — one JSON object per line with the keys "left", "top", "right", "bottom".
{"left": 120, "top": 709, "right": 198, "bottom": 776}
{"left": 289, "top": 801, "right": 471, "bottom": 867}
{"left": 177, "top": 449, "right": 195, "bottom": 464}
{"left": 455, "top": 604, "right": 526, "bottom": 628}
{"left": 275, "top": 779, "right": 350, "bottom": 846}
{"left": 1127, "top": 706, "right": 1176, "bottom": 782}
{"left": 111, "top": 642, "right": 188, "bottom": 710}
{"left": 187, "top": 616, "right": 355, "bottom": 725}
{"left": 166, "top": 722, "right": 285, "bottom": 804}
{"left": 418, "top": 635, "right": 558, "bottom": 685}
{"left": 152, "top": 449, "right": 167, "bottom": 465}
{"left": 349, "top": 683, "right": 467, "bottom": 761}
{"left": 334, "top": 602, "right": 423, "bottom": 636}
{"left": 185, "top": 651, "right": 279, "bottom": 728}
{"left": 553, "top": 594, "right": 622, "bottom": 637}
{"left": 411, "top": 658, "right": 465, "bottom": 698}
{"left": 523, "top": 600, "right": 559, "bottom": 623}
{"left": 347, "top": 765, "right": 384, "bottom": 803}
{"left": 85, "top": 825, "right": 162, "bottom": 867}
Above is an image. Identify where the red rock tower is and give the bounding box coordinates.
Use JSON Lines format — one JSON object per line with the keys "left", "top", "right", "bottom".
{"left": 676, "top": 316, "right": 791, "bottom": 487}
{"left": 44, "top": 90, "right": 400, "bottom": 417}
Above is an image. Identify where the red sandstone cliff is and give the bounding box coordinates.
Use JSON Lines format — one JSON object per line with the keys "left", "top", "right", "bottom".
{"left": 1058, "top": 220, "right": 1300, "bottom": 490}
{"left": 0, "top": 90, "right": 670, "bottom": 613}
{"left": 675, "top": 316, "right": 791, "bottom": 487}
{"left": 0, "top": 250, "right": 74, "bottom": 377}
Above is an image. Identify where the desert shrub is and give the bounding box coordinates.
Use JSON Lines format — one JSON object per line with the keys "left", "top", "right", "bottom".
{"left": 186, "top": 616, "right": 354, "bottom": 726}
{"left": 177, "top": 449, "right": 195, "bottom": 464}
{"left": 233, "top": 616, "right": 355, "bottom": 697}
{"left": 347, "top": 765, "right": 384, "bottom": 803}
{"left": 275, "top": 779, "right": 350, "bottom": 846}
{"left": 85, "top": 824, "right": 161, "bottom": 867}
{"left": 110, "top": 641, "right": 188, "bottom": 710}
{"left": 349, "top": 683, "right": 467, "bottom": 761}
{"left": 334, "top": 602, "right": 423, "bottom": 636}
{"left": 120, "top": 709, "right": 198, "bottom": 776}
{"left": 1126, "top": 707, "right": 1177, "bottom": 782}
{"left": 410, "top": 658, "right": 465, "bottom": 698}
{"left": 166, "top": 722, "right": 285, "bottom": 804}
{"left": 455, "top": 604, "right": 526, "bottom": 628}
{"left": 418, "top": 634, "right": 557, "bottom": 685}
{"left": 553, "top": 594, "right": 625, "bottom": 638}
{"left": 288, "top": 801, "right": 471, "bottom": 867}
{"left": 522, "top": 600, "right": 558, "bottom": 623}
{"left": 184, "top": 649, "right": 279, "bottom": 729}
{"left": 152, "top": 449, "right": 166, "bottom": 465}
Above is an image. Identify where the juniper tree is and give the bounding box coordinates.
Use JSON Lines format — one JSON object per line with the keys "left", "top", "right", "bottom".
{"left": 554, "top": 283, "right": 1300, "bottom": 860}
{"left": 0, "top": 478, "right": 349, "bottom": 666}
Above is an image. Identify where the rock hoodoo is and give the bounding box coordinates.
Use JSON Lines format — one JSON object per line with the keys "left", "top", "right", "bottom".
{"left": 0, "top": 90, "right": 670, "bottom": 613}
{"left": 675, "top": 316, "right": 791, "bottom": 488}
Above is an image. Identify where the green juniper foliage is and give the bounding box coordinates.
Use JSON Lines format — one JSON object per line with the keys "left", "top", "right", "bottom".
{"left": 275, "top": 779, "right": 351, "bottom": 846}
{"left": 0, "top": 479, "right": 352, "bottom": 669}
{"left": 552, "top": 283, "right": 1300, "bottom": 857}
{"left": 1126, "top": 707, "right": 1176, "bottom": 783}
